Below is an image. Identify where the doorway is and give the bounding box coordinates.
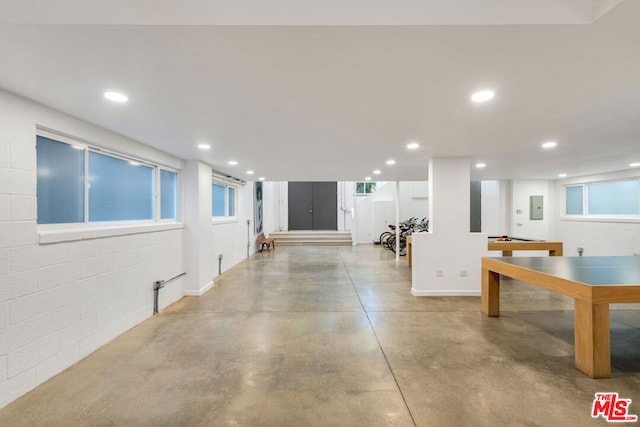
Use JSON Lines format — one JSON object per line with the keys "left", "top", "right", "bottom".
{"left": 288, "top": 182, "right": 337, "bottom": 230}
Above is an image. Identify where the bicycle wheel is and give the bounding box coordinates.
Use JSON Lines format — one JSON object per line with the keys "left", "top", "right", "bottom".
{"left": 386, "top": 235, "right": 396, "bottom": 251}
{"left": 379, "top": 231, "right": 393, "bottom": 246}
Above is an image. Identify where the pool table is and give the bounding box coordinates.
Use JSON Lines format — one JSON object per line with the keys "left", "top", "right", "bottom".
{"left": 488, "top": 236, "right": 563, "bottom": 257}
{"left": 407, "top": 235, "right": 563, "bottom": 267}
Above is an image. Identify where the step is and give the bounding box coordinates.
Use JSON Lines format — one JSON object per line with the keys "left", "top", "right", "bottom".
{"left": 268, "top": 231, "right": 352, "bottom": 246}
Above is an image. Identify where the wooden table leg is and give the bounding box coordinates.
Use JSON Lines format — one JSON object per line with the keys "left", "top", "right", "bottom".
{"left": 407, "top": 240, "right": 412, "bottom": 268}
{"left": 481, "top": 267, "right": 500, "bottom": 317}
{"left": 574, "top": 299, "right": 610, "bottom": 378}
{"left": 502, "top": 250, "right": 513, "bottom": 257}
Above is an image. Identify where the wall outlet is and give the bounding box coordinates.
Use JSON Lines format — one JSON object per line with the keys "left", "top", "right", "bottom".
{"left": 436, "top": 269, "right": 444, "bottom": 277}
{"left": 577, "top": 247, "right": 583, "bottom": 256}
{"left": 460, "top": 269, "right": 467, "bottom": 277}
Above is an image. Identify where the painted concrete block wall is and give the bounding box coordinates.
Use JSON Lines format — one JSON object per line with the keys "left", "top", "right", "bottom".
{"left": 0, "top": 89, "right": 185, "bottom": 408}
{"left": 553, "top": 169, "right": 640, "bottom": 256}
{"left": 210, "top": 182, "right": 259, "bottom": 277}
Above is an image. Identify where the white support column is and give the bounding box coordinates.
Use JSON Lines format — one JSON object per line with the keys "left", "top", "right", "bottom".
{"left": 395, "top": 180, "right": 400, "bottom": 261}
{"left": 411, "top": 158, "right": 488, "bottom": 296}
{"left": 182, "top": 160, "right": 216, "bottom": 296}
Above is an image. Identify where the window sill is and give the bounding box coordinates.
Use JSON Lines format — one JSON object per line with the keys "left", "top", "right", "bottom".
{"left": 38, "top": 222, "right": 184, "bottom": 244}
{"left": 211, "top": 217, "right": 239, "bottom": 225}
{"left": 560, "top": 216, "right": 640, "bottom": 224}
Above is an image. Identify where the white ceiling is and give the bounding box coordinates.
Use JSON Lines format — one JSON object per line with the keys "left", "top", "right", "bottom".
{"left": 0, "top": 0, "right": 638, "bottom": 182}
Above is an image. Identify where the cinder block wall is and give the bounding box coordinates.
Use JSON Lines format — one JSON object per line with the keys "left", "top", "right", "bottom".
{"left": 0, "top": 89, "right": 185, "bottom": 408}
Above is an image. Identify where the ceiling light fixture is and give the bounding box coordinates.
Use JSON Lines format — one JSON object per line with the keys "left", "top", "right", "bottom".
{"left": 247, "top": 170, "right": 254, "bottom": 175}
{"left": 373, "top": 170, "right": 381, "bottom": 175}
{"left": 471, "top": 90, "right": 495, "bottom": 103}
{"left": 386, "top": 159, "right": 396, "bottom": 165}
{"left": 475, "top": 163, "right": 486, "bottom": 168}
{"left": 228, "top": 160, "right": 238, "bottom": 166}
{"left": 364, "top": 177, "right": 372, "bottom": 181}
{"left": 103, "top": 91, "right": 128, "bottom": 103}
{"left": 630, "top": 163, "right": 640, "bottom": 167}
{"left": 259, "top": 177, "right": 265, "bottom": 181}
{"left": 406, "top": 142, "right": 420, "bottom": 150}
{"left": 542, "top": 141, "right": 557, "bottom": 149}
{"left": 558, "top": 173, "right": 567, "bottom": 178}
{"left": 197, "top": 144, "right": 210, "bottom": 150}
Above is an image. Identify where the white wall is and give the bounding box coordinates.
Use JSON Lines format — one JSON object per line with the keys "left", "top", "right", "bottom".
{"left": 354, "top": 181, "right": 429, "bottom": 244}
{"left": 510, "top": 180, "right": 554, "bottom": 240}
{"left": 210, "top": 182, "right": 260, "bottom": 275}
{"left": 412, "top": 159, "right": 487, "bottom": 296}
{"left": 480, "top": 180, "right": 508, "bottom": 236}
{"left": 0, "top": 89, "right": 185, "bottom": 408}
{"left": 553, "top": 169, "right": 640, "bottom": 256}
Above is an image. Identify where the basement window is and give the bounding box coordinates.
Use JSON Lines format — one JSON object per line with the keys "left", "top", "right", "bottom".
{"left": 356, "top": 182, "right": 377, "bottom": 195}
{"left": 36, "top": 134, "right": 180, "bottom": 225}
{"left": 563, "top": 178, "right": 639, "bottom": 220}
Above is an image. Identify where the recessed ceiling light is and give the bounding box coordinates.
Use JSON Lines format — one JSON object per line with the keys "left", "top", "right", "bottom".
{"left": 364, "top": 177, "right": 372, "bottom": 181}
{"left": 197, "top": 144, "right": 211, "bottom": 150}
{"left": 558, "top": 173, "right": 567, "bottom": 178}
{"left": 471, "top": 90, "right": 495, "bottom": 103}
{"left": 228, "top": 160, "right": 238, "bottom": 166}
{"left": 475, "top": 163, "right": 486, "bottom": 168}
{"left": 103, "top": 91, "right": 128, "bottom": 103}
{"left": 247, "top": 170, "right": 254, "bottom": 175}
{"left": 406, "top": 142, "right": 420, "bottom": 150}
{"left": 386, "top": 159, "right": 396, "bottom": 165}
{"left": 630, "top": 162, "right": 640, "bottom": 167}
{"left": 542, "top": 141, "right": 557, "bottom": 149}
{"left": 258, "top": 177, "right": 265, "bottom": 181}
{"left": 373, "top": 170, "right": 381, "bottom": 175}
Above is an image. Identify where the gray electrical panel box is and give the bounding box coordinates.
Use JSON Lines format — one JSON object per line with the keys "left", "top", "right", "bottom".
{"left": 530, "top": 195, "right": 543, "bottom": 220}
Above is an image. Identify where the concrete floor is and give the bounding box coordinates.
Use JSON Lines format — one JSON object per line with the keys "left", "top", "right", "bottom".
{"left": 1, "top": 245, "right": 639, "bottom": 426}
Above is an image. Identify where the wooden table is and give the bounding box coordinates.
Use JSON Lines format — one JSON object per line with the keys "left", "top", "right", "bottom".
{"left": 481, "top": 256, "right": 640, "bottom": 378}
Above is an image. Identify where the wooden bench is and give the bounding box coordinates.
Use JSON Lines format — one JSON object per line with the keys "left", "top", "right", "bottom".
{"left": 258, "top": 233, "right": 275, "bottom": 252}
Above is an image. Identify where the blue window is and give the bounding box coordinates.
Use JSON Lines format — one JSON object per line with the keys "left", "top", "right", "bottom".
{"left": 565, "top": 179, "right": 639, "bottom": 217}
{"left": 565, "top": 185, "right": 583, "bottom": 215}
{"left": 36, "top": 134, "right": 180, "bottom": 224}
{"left": 161, "top": 169, "right": 178, "bottom": 219}
{"left": 212, "top": 182, "right": 237, "bottom": 217}
{"left": 36, "top": 136, "right": 85, "bottom": 224}
{"left": 588, "top": 180, "right": 639, "bottom": 215}
{"left": 228, "top": 187, "right": 235, "bottom": 217}
{"left": 212, "top": 184, "right": 226, "bottom": 217}
{"left": 89, "top": 152, "right": 154, "bottom": 221}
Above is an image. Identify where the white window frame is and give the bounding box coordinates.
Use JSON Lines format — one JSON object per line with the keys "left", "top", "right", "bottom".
{"left": 561, "top": 177, "right": 640, "bottom": 223}
{"left": 355, "top": 181, "right": 377, "bottom": 196}
{"left": 211, "top": 179, "right": 238, "bottom": 222}
{"left": 36, "top": 130, "right": 183, "bottom": 243}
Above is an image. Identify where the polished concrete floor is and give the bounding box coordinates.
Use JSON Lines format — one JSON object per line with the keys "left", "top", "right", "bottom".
{"left": 1, "top": 245, "right": 639, "bottom": 426}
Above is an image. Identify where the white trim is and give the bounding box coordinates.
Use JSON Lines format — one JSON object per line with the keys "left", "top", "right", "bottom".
{"left": 38, "top": 222, "right": 184, "bottom": 244}
{"left": 211, "top": 217, "right": 238, "bottom": 225}
{"left": 36, "top": 126, "right": 179, "bottom": 170}
{"left": 560, "top": 216, "right": 640, "bottom": 224}
{"left": 184, "top": 280, "right": 213, "bottom": 296}
{"left": 411, "top": 289, "right": 481, "bottom": 297}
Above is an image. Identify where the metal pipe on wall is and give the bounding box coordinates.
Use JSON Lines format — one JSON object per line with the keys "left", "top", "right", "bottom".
{"left": 153, "top": 272, "right": 187, "bottom": 314}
